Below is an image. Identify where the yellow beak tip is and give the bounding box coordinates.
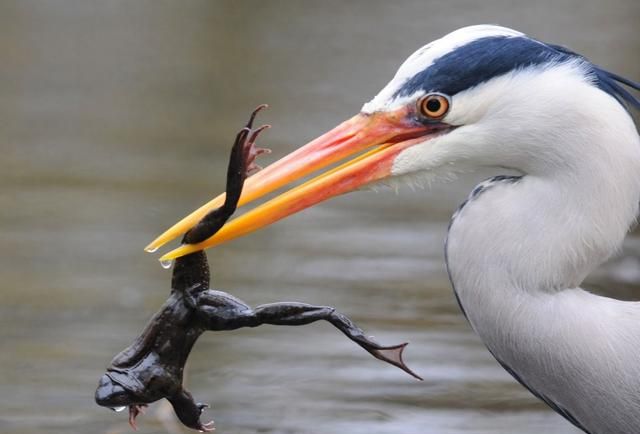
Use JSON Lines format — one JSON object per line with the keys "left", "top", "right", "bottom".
{"left": 158, "top": 251, "right": 180, "bottom": 262}
{"left": 158, "top": 243, "right": 202, "bottom": 262}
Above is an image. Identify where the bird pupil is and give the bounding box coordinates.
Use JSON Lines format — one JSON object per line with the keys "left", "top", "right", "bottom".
{"left": 426, "top": 98, "right": 441, "bottom": 113}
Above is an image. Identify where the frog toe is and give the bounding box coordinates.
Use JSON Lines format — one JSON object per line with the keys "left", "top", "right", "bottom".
{"left": 200, "top": 419, "right": 216, "bottom": 432}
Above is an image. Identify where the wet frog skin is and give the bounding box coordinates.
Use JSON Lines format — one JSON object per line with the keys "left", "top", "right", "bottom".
{"left": 95, "top": 106, "right": 420, "bottom": 432}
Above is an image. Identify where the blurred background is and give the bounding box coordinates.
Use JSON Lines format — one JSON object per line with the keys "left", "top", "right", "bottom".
{"left": 1, "top": 1, "right": 638, "bottom": 433}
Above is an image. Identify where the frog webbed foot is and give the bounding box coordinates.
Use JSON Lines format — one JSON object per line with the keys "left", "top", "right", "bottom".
{"left": 168, "top": 387, "right": 215, "bottom": 432}
{"left": 359, "top": 341, "right": 422, "bottom": 381}
{"left": 327, "top": 311, "right": 423, "bottom": 380}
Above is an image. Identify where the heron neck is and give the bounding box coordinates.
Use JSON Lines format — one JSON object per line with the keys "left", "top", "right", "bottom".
{"left": 443, "top": 144, "right": 640, "bottom": 433}
{"left": 447, "top": 132, "right": 640, "bottom": 298}
{"left": 444, "top": 130, "right": 640, "bottom": 346}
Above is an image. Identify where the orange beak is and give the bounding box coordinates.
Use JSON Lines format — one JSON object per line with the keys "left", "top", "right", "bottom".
{"left": 150, "top": 106, "right": 445, "bottom": 261}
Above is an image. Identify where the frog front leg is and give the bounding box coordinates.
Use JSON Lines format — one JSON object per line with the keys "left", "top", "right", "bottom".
{"left": 194, "top": 291, "right": 422, "bottom": 379}
{"left": 167, "top": 387, "right": 214, "bottom": 432}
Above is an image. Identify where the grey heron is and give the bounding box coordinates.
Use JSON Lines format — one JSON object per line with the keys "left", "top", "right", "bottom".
{"left": 147, "top": 25, "right": 640, "bottom": 434}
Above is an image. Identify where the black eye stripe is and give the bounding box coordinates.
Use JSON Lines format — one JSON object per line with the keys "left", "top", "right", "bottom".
{"left": 394, "top": 36, "right": 577, "bottom": 99}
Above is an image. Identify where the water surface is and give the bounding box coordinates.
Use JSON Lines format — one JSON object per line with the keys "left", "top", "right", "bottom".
{"left": 1, "top": 1, "right": 639, "bottom": 433}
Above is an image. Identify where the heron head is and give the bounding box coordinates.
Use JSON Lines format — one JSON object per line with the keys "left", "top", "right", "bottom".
{"left": 152, "top": 25, "right": 639, "bottom": 259}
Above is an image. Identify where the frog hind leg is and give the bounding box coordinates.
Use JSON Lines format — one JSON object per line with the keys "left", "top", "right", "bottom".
{"left": 252, "top": 302, "right": 423, "bottom": 380}
{"left": 183, "top": 105, "right": 270, "bottom": 246}
{"left": 171, "top": 107, "right": 270, "bottom": 294}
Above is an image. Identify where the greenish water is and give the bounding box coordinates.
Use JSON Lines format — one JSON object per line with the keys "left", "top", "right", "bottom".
{"left": 1, "top": 1, "right": 638, "bottom": 433}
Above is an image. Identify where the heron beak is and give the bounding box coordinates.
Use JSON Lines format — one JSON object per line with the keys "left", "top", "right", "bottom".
{"left": 152, "top": 107, "right": 442, "bottom": 260}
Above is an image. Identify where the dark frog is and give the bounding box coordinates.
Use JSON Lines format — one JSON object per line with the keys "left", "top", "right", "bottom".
{"left": 95, "top": 106, "right": 421, "bottom": 431}
{"left": 95, "top": 287, "right": 213, "bottom": 431}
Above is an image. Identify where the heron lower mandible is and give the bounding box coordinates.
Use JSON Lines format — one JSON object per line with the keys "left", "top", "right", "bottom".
{"left": 148, "top": 25, "right": 640, "bottom": 434}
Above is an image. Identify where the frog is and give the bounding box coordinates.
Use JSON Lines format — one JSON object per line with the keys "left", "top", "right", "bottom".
{"left": 95, "top": 106, "right": 421, "bottom": 432}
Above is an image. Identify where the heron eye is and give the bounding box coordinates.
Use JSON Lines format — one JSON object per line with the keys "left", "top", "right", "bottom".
{"left": 418, "top": 94, "right": 450, "bottom": 120}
